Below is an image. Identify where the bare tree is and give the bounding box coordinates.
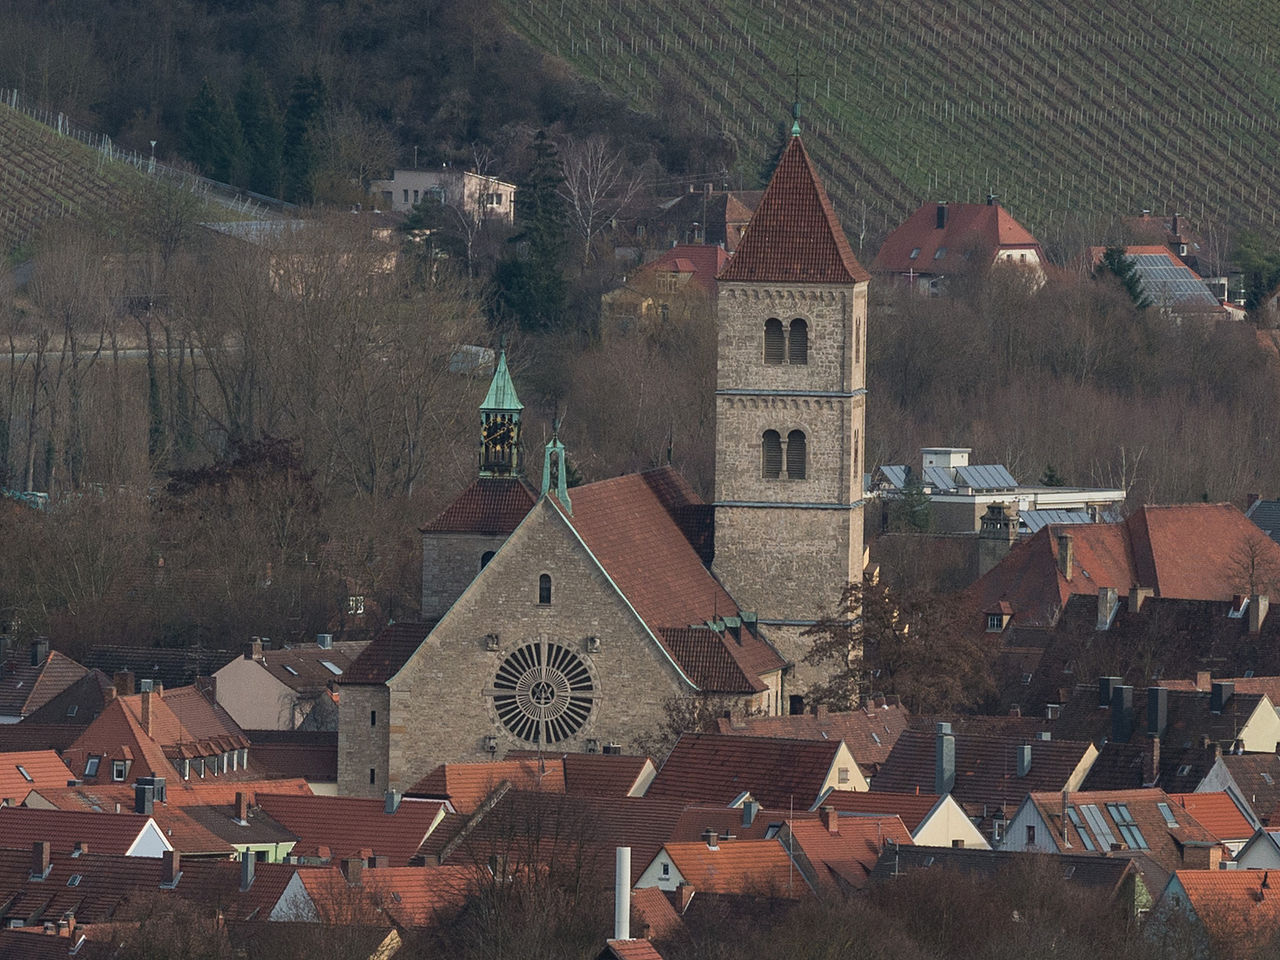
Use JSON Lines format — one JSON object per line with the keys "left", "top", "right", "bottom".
{"left": 557, "top": 135, "right": 642, "bottom": 268}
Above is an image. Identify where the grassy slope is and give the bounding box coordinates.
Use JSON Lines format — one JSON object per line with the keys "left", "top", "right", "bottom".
{"left": 499, "top": 0, "right": 1280, "bottom": 251}
{"left": 0, "top": 103, "right": 247, "bottom": 259}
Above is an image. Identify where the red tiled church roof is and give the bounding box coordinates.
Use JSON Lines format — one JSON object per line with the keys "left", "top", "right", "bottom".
{"left": 718, "top": 136, "right": 868, "bottom": 284}
{"left": 421, "top": 476, "right": 536, "bottom": 535}
{"left": 342, "top": 621, "right": 435, "bottom": 685}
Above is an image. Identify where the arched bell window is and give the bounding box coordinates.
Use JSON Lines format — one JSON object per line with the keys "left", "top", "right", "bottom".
{"left": 761, "top": 430, "right": 782, "bottom": 479}
{"left": 763, "top": 318, "right": 785, "bottom": 364}
{"left": 786, "top": 430, "right": 807, "bottom": 480}
{"left": 788, "top": 318, "right": 808, "bottom": 364}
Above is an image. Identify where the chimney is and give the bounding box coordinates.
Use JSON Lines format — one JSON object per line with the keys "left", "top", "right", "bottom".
{"left": 742, "top": 800, "right": 761, "bottom": 828}
{"left": 701, "top": 829, "right": 719, "bottom": 850}
{"left": 1111, "top": 685, "right": 1135, "bottom": 742}
{"left": 1196, "top": 671, "right": 1211, "bottom": 692}
{"left": 31, "top": 840, "right": 50, "bottom": 879}
{"left": 936, "top": 203, "right": 948, "bottom": 229}
{"left": 1211, "top": 681, "right": 1234, "bottom": 715}
{"left": 1099, "top": 676, "right": 1120, "bottom": 708}
{"left": 677, "top": 883, "right": 695, "bottom": 913}
{"left": 113, "top": 671, "right": 135, "bottom": 696}
{"left": 1147, "top": 686, "right": 1168, "bottom": 738}
{"left": 317, "top": 633, "right": 333, "bottom": 650}
{"left": 57, "top": 920, "right": 69, "bottom": 937}
{"left": 162, "top": 849, "right": 181, "bottom": 886}
{"left": 1097, "top": 587, "right": 1119, "bottom": 630}
{"left": 1016, "top": 744, "right": 1032, "bottom": 777}
{"left": 1172, "top": 212, "right": 1180, "bottom": 238}
{"left": 371, "top": 855, "right": 389, "bottom": 868}
{"left": 141, "top": 686, "right": 154, "bottom": 738}
{"left": 1056, "top": 533, "right": 1074, "bottom": 580}
{"left": 820, "top": 806, "right": 840, "bottom": 835}
{"left": 614, "top": 847, "right": 631, "bottom": 940}
{"left": 1129, "top": 587, "right": 1153, "bottom": 613}
{"left": 240, "top": 850, "right": 255, "bottom": 891}
{"left": 235, "top": 791, "right": 250, "bottom": 824}
{"left": 384, "top": 790, "right": 401, "bottom": 815}
{"left": 340, "top": 857, "right": 364, "bottom": 886}
{"left": 935, "top": 722, "right": 956, "bottom": 796}
{"left": 1143, "top": 736, "right": 1161, "bottom": 785}
{"left": 244, "top": 639, "right": 264, "bottom": 661}
{"left": 134, "top": 781, "right": 155, "bottom": 816}
{"left": 30, "top": 637, "right": 50, "bottom": 666}
{"left": 1251, "top": 595, "right": 1270, "bottom": 634}
{"left": 1180, "top": 842, "right": 1223, "bottom": 870}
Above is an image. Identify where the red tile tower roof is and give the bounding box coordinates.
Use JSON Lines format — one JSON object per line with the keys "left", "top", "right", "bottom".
{"left": 718, "top": 136, "right": 869, "bottom": 284}
{"left": 421, "top": 476, "right": 536, "bottom": 535}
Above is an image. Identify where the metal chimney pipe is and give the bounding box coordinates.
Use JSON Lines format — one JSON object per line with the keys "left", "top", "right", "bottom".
{"left": 615, "top": 846, "right": 631, "bottom": 940}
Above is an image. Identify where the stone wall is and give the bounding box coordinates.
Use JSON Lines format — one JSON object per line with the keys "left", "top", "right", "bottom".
{"left": 421, "top": 531, "right": 510, "bottom": 620}
{"left": 337, "top": 684, "right": 390, "bottom": 797}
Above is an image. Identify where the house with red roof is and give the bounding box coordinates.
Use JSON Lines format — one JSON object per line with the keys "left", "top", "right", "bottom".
{"left": 872, "top": 200, "right": 1045, "bottom": 294}
{"left": 821, "top": 789, "right": 990, "bottom": 850}
{"left": 0, "top": 806, "right": 172, "bottom": 857}
{"left": 780, "top": 808, "right": 913, "bottom": 891}
{"left": 213, "top": 635, "right": 369, "bottom": 731}
{"left": 601, "top": 243, "right": 729, "bottom": 339}
{"left": 0, "top": 643, "right": 87, "bottom": 723}
{"left": 270, "top": 861, "right": 475, "bottom": 926}
{"left": 0, "top": 751, "right": 74, "bottom": 806}
{"left": 1153, "top": 870, "right": 1280, "bottom": 959}
{"left": 716, "top": 699, "right": 909, "bottom": 777}
{"left": 634, "top": 836, "right": 808, "bottom": 899}
{"left": 254, "top": 792, "right": 450, "bottom": 865}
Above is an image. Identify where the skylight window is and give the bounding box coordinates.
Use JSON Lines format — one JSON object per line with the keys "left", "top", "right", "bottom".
{"left": 1081, "top": 804, "right": 1116, "bottom": 849}
{"left": 1106, "top": 803, "right": 1148, "bottom": 849}
{"left": 84, "top": 756, "right": 100, "bottom": 778}
{"left": 16, "top": 765, "right": 31, "bottom": 782}
{"left": 908, "top": 247, "right": 921, "bottom": 260}
{"left": 283, "top": 665, "right": 299, "bottom": 676}
{"left": 1263, "top": 773, "right": 1275, "bottom": 786}
{"left": 934, "top": 246, "right": 947, "bottom": 260}
{"left": 320, "top": 661, "right": 343, "bottom": 676}
{"left": 67, "top": 875, "right": 81, "bottom": 887}
{"left": 1157, "top": 802, "right": 1179, "bottom": 828}
{"left": 1066, "top": 807, "right": 1094, "bottom": 851}
{"left": 871, "top": 731, "right": 882, "bottom": 745}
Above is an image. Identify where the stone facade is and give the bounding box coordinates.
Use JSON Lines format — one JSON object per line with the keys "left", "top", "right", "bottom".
{"left": 713, "top": 282, "right": 868, "bottom": 691}
{"left": 337, "top": 684, "right": 390, "bottom": 797}
{"left": 421, "top": 532, "right": 508, "bottom": 621}
{"left": 387, "top": 499, "right": 697, "bottom": 787}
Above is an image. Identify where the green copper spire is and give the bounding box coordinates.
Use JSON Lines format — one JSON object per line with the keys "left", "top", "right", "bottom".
{"left": 481, "top": 349, "right": 523, "bottom": 413}
{"left": 541, "top": 422, "right": 571, "bottom": 514}
{"left": 791, "top": 98, "right": 802, "bottom": 137}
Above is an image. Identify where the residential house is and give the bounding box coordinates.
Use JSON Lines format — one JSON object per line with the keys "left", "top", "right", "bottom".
{"left": 599, "top": 939, "right": 669, "bottom": 960}
{"left": 1226, "top": 828, "right": 1280, "bottom": 871}
{"left": 0, "top": 642, "right": 87, "bottom": 723}
{"left": 503, "top": 752, "right": 658, "bottom": 799}
{"left": 644, "top": 733, "right": 867, "bottom": 808}
{"left": 1167, "top": 793, "right": 1258, "bottom": 856}
{"left": 634, "top": 837, "right": 808, "bottom": 898}
{"left": 409, "top": 758, "right": 568, "bottom": 813}
{"left": 246, "top": 730, "right": 340, "bottom": 794}
{"left": 0, "top": 751, "right": 73, "bottom": 806}
{"left": 370, "top": 168, "right": 516, "bottom": 223}
{"left": 1222, "top": 753, "right": 1280, "bottom": 826}
{"left": 0, "top": 806, "right": 172, "bottom": 857}
{"left": 20, "top": 670, "right": 115, "bottom": 727}
{"left": 870, "top": 723, "right": 1097, "bottom": 839}
{"left": 779, "top": 808, "right": 913, "bottom": 891}
{"left": 1089, "top": 245, "right": 1226, "bottom": 317}
{"left": 601, "top": 244, "right": 728, "bottom": 340}
{"left": 254, "top": 792, "right": 450, "bottom": 865}
{"left": 871, "top": 199, "right": 1046, "bottom": 293}
{"left": 716, "top": 698, "right": 909, "bottom": 778}
{"left": 270, "top": 861, "right": 475, "bottom": 926}
{"left": 821, "top": 790, "right": 991, "bottom": 849}
{"left": 213, "top": 635, "right": 370, "bottom": 731}
{"left": 629, "top": 186, "right": 762, "bottom": 252}
{"left": 1153, "top": 870, "right": 1280, "bottom": 959}
{"left": 1247, "top": 496, "right": 1280, "bottom": 548}
{"left": 1121, "top": 211, "right": 1231, "bottom": 293}
{"left": 81, "top": 648, "right": 238, "bottom": 692}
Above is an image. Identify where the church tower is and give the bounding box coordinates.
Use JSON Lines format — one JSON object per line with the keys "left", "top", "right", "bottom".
{"left": 479, "top": 349, "right": 523, "bottom": 476}
{"left": 712, "top": 130, "right": 869, "bottom": 698}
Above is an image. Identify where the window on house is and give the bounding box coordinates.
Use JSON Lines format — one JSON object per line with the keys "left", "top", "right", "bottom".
{"left": 1106, "top": 803, "right": 1148, "bottom": 849}
{"left": 348, "top": 596, "right": 365, "bottom": 615}
{"left": 480, "top": 551, "right": 495, "bottom": 570}
{"left": 369, "top": 768, "right": 377, "bottom": 786}
{"left": 660, "top": 303, "right": 670, "bottom": 324}
{"left": 788, "top": 318, "right": 808, "bottom": 364}
{"left": 16, "top": 765, "right": 32, "bottom": 782}
{"left": 112, "top": 760, "right": 126, "bottom": 782}
{"left": 371, "top": 710, "right": 377, "bottom": 727}
{"left": 855, "top": 318, "right": 861, "bottom": 364}
{"left": 764, "top": 318, "right": 785, "bottom": 364}
{"left": 84, "top": 756, "right": 100, "bottom": 778}
{"left": 934, "top": 246, "right": 947, "bottom": 260}
{"left": 66, "top": 705, "right": 78, "bottom": 718}
{"left": 320, "top": 661, "right": 343, "bottom": 676}
{"left": 952, "top": 839, "right": 964, "bottom": 848}
{"left": 1025, "top": 824, "right": 1036, "bottom": 845}
{"left": 786, "top": 430, "right": 807, "bottom": 480}
{"left": 761, "top": 430, "right": 782, "bottom": 479}
{"left": 661, "top": 862, "right": 670, "bottom": 879}
{"left": 838, "top": 767, "right": 850, "bottom": 784}
{"left": 909, "top": 247, "right": 921, "bottom": 260}
{"left": 987, "top": 614, "right": 1004, "bottom": 631}
{"left": 1081, "top": 804, "right": 1117, "bottom": 848}
{"left": 1157, "top": 802, "right": 1179, "bottom": 828}
{"left": 1066, "top": 806, "right": 1094, "bottom": 850}
{"left": 403, "top": 189, "right": 409, "bottom": 203}
{"left": 538, "top": 574, "right": 552, "bottom": 605}
{"left": 413, "top": 189, "right": 420, "bottom": 203}
{"left": 486, "top": 192, "right": 503, "bottom": 205}
{"left": 992, "top": 818, "right": 1005, "bottom": 842}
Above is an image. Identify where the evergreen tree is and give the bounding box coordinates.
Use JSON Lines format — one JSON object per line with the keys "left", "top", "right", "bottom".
{"left": 235, "top": 68, "right": 284, "bottom": 198}
{"left": 757, "top": 118, "right": 790, "bottom": 187}
{"left": 182, "top": 78, "right": 245, "bottom": 185}
{"left": 887, "top": 473, "right": 933, "bottom": 532}
{"left": 1040, "top": 464, "right": 1067, "bottom": 486}
{"left": 282, "top": 71, "right": 327, "bottom": 203}
{"left": 492, "top": 131, "right": 569, "bottom": 332}
{"left": 1097, "top": 245, "right": 1152, "bottom": 308}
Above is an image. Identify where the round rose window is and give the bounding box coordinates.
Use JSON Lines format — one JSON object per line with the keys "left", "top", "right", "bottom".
{"left": 489, "top": 641, "right": 594, "bottom": 743}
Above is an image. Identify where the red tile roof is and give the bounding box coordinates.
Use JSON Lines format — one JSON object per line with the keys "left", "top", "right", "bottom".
{"left": 1168, "top": 792, "right": 1255, "bottom": 842}
{"left": 0, "top": 651, "right": 87, "bottom": 719}
{"left": 819, "top": 790, "right": 942, "bottom": 832}
{"left": 254, "top": 794, "right": 448, "bottom": 864}
{"left": 505, "top": 752, "right": 654, "bottom": 798}
{"left": 635, "top": 244, "right": 731, "bottom": 296}
{"left": 872, "top": 201, "right": 1042, "bottom": 275}
{"left": 409, "top": 759, "right": 566, "bottom": 813}
{"left": 786, "top": 814, "right": 912, "bottom": 889}
{"left": 644, "top": 733, "right": 845, "bottom": 809}
{"left": 718, "top": 137, "right": 868, "bottom": 285}
{"left": 0, "top": 751, "right": 74, "bottom": 805}
{"left": 1169, "top": 869, "right": 1280, "bottom": 956}
{"left": 240, "top": 642, "right": 370, "bottom": 693}
{"left": 603, "top": 939, "right": 668, "bottom": 960}
{"left": 421, "top": 476, "right": 536, "bottom": 535}
{"left": 341, "top": 621, "right": 434, "bottom": 685}
{"left": 717, "top": 700, "right": 909, "bottom": 771}
{"left": 295, "top": 864, "right": 475, "bottom": 926}
{"left": 1223, "top": 753, "right": 1280, "bottom": 825}
{"left": 655, "top": 629, "right": 766, "bottom": 693}
{"left": 34, "top": 786, "right": 235, "bottom": 856}
{"left": 668, "top": 804, "right": 818, "bottom": 843}
{"left": 630, "top": 885, "right": 684, "bottom": 941}
{"left": 658, "top": 839, "right": 806, "bottom": 897}
{"left": 0, "top": 806, "right": 166, "bottom": 856}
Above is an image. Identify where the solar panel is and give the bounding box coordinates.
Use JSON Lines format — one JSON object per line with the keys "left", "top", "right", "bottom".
{"left": 955, "top": 464, "right": 1016, "bottom": 491}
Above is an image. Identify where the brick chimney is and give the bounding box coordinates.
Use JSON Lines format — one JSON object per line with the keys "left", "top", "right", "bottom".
{"left": 31, "top": 841, "right": 50, "bottom": 879}
{"left": 1056, "top": 533, "right": 1074, "bottom": 580}
{"left": 1195, "top": 671, "right": 1211, "bottom": 692}
{"left": 820, "top": 806, "right": 840, "bottom": 835}
{"left": 141, "top": 687, "right": 153, "bottom": 738}
{"left": 162, "top": 849, "right": 181, "bottom": 886}
{"left": 1251, "top": 595, "right": 1270, "bottom": 634}
{"left": 235, "top": 791, "right": 250, "bottom": 824}
{"left": 1143, "top": 737, "right": 1161, "bottom": 786}
{"left": 340, "top": 857, "right": 364, "bottom": 886}
{"left": 113, "top": 671, "right": 135, "bottom": 697}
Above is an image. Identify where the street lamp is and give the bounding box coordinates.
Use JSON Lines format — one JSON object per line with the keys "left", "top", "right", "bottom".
{"left": 149, "top": 140, "right": 157, "bottom": 175}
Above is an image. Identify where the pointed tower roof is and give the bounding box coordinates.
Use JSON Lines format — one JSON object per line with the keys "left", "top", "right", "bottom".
{"left": 718, "top": 137, "right": 869, "bottom": 285}
{"left": 481, "top": 350, "right": 523, "bottom": 412}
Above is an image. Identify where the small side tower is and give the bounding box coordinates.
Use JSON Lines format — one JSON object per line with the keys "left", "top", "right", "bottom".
{"left": 712, "top": 129, "right": 870, "bottom": 700}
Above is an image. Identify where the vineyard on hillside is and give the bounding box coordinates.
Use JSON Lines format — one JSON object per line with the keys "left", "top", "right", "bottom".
{"left": 500, "top": 0, "right": 1280, "bottom": 253}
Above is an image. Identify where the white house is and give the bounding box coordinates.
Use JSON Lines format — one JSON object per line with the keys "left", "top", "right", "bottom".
{"left": 370, "top": 168, "right": 517, "bottom": 223}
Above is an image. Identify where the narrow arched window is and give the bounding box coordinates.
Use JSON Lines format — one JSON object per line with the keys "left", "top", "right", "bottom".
{"left": 855, "top": 318, "right": 862, "bottom": 364}
{"left": 786, "top": 430, "right": 807, "bottom": 480}
{"left": 538, "top": 574, "right": 552, "bottom": 605}
{"left": 788, "top": 318, "right": 808, "bottom": 364}
{"left": 762, "top": 430, "right": 782, "bottom": 479}
{"left": 480, "top": 551, "right": 495, "bottom": 570}
{"left": 764, "top": 318, "right": 785, "bottom": 364}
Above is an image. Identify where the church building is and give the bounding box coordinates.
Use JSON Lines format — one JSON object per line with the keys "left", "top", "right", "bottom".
{"left": 337, "top": 130, "right": 869, "bottom": 797}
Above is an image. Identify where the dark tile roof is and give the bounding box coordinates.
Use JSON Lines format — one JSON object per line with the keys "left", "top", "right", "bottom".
{"left": 0, "top": 929, "right": 113, "bottom": 960}
{"left": 408, "top": 758, "right": 565, "bottom": 812}
{"left": 420, "top": 476, "right": 536, "bottom": 535}
{"left": 0, "top": 806, "right": 159, "bottom": 856}
{"left": 240, "top": 641, "right": 370, "bottom": 693}
{"left": 871, "top": 730, "right": 1096, "bottom": 817}
{"left": 718, "top": 136, "right": 868, "bottom": 284}
{"left": 1247, "top": 497, "right": 1280, "bottom": 546}
{"left": 1223, "top": 753, "right": 1280, "bottom": 825}
{"left": 0, "top": 725, "right": 83, "bottom": 753}
{"left": 718, "top": 700, "right": 910, "bottom": 772}
{"left": 0, "top": 651, "right": 87, "bottom": 719}
{"left": 21, "top": 670, "right": 114, "bottom": 726}
{"left": 341, "top": 621, "right": 434, "bottom": 685}
{"left": 655, "top": 628, "right": 768, "bottom": 693}
{"left": 640, "top": 467, "right": 715, "bottom": 564}
{"left": 644, "top": 733, "right": 843, "bottom": 809}
{"left": 867, "top": 843, "right": 1136, "bottom": 894}
{"left": 871, "top": 201, "right": 1042, "bottom": 275}
{"left": 820, "top": 790, "right": 942, "bottom": 832}
{"left": 81, "top": 646, "right": 239, "bottom": 690}
{"left": 244, "top": 730, "right": 337, "bottom": 782}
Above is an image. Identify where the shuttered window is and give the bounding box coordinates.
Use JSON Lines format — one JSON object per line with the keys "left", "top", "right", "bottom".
{"left": 786, "top": 430, "right": 807, "bottom": 480}
{"left": 764, "top": 318, "right": 785, "bottom": 364}
{"left": 788, "top": 318, "right": 808, "bottom": 364}
{"left": 761, "top": 431, "right": 782, "bottom": 479}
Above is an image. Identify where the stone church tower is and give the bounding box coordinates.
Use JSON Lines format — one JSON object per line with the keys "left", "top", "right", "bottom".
{"left": 713, "top": 131, "right": 869, "bottom": 696}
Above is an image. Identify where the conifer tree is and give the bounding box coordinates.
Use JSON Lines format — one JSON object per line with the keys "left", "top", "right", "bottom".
{"left": 182, "top": 78, "right": 245, "bottom": 185}
{"left": 282, "top": 71, "right": 327, "bottom": 203}
{"left": 1098, "top": 245, "right": 1152, "bottom": 308}
{"left": 235, "top": 69, "right": 284, "bottom": 198}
